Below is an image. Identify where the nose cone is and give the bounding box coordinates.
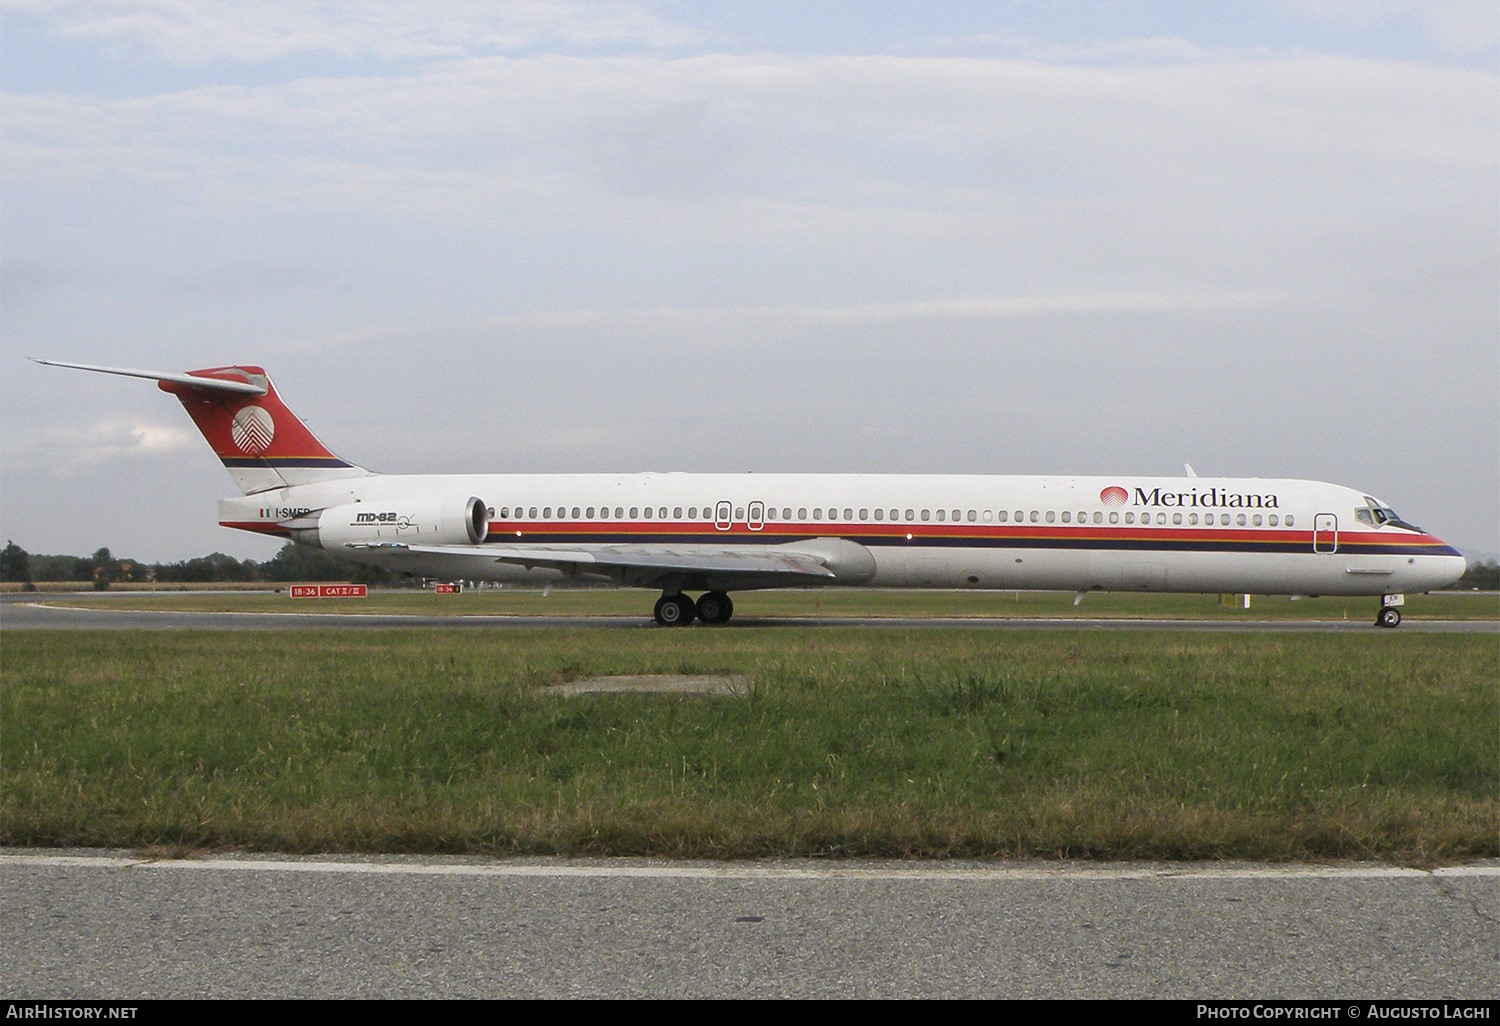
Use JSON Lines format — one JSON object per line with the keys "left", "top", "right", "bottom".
{"left": 1434, "top": 553, "right": 1468, "bottom": 590}
{"left": 1409, "top": 543, "right": 1467, "bottom": 592}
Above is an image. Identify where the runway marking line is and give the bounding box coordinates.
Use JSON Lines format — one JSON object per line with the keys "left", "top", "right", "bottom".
{"left": 2, "top": 852, "right": 1495, "bottom": 881}
{"left": 11, "top": 602, "right": 1492, "bottom": 632}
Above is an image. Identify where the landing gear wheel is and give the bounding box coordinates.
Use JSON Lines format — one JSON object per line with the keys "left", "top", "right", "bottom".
{"left": 1375, "top": 606, "right": 1402, "bottom": 629}
{"left": 654, "top": 594, "right": 695, "bottom": 627}
{"left": 695, "top": 591, "right": 734, "bottom": 625}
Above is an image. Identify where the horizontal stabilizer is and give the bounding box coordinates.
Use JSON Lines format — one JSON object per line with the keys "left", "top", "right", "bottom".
{"left": 29, "top": 358, "right": 267, "bottom": 396}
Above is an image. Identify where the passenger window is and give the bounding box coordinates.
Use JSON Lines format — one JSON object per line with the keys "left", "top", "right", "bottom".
{"left": 1187, "top": 513, "right": 1197, "bottom": 525}
{"left": 642, "top": 507, "right": 652, "bottom": 519}
{"left": 499, "top": 508, "right": 509, "bottom": 519}
{"left": 874, "top": 509, "right": 884, "bottom": 521}
{"left": 1285, "top": 515, "right": 1294, "bottom": 527}
{"left": 813, "top": 508, "right": 823, "bottom": 520}
{"left": 936, "top": 509, "right": 946, "bottom": 521}
{"left": 1061, "top": 511, "right": 1071, "bottom": 523}
{"left": 600, "top": 507, "right": 609, "bottom": 519}
{"left": 616, "top": 507, "right": 624, "bottom": 519}
{"left": 1125, "top": 512, "right": 1134, "bottom": 524}
{"left": 998, "top": 511, "right": 1008, "bottom": 523}
{"left": 1029, "top": 511, "right": 1040, "bottom": 523}
{"left": 1093, "top": 512, "right": 1102, "bottom": 524}
{"left": 1172, "top": 513, "right": 1182, "bottom": 525}
{"left": 629, "top": 507, "right": 638, "bottom": 518}
{"left": 859, "top": 509, "right": 868, "bottom": 520}
{"left": 904, "top": 509, "right": 915, "bottom": 522}
{"left": 1045, "top": 511, "right": 1055, "bottom": 523}
{"left": 1157, "top": 513, "right": 1166, "bottom": 525}
{"left": 734, "top": 508, "right": 744, "bottom": 519}
{"left": 920, "top": 509, "right": 930, "bottom": 521}
{"left": 1109, "top": 512, "right": 1119, "bottom": 524}
{"left": 967, "top": 510, "right": 977, "bottom": 522}
{"left": 982, "top": 510, "right": 993, "bottom": 523}
{"left": 570, "top": 507, "right": 580, "bottom": 519}
{"left": 845, "top": 509, "right": 854, "bottom": 520}
{"left": 1252, "top": 514, "right": 1262, "bottom": 527}
{"left": 1236, "top": 514, "right": 1246, "bottom": 526}
{"left": 798, "top": 508, "right": 808, "bottom": 520}
{"left": 1269, "top": 515, "right": 1279, "bottom": 526}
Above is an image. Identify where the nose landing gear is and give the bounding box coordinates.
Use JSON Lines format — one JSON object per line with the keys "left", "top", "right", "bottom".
{"left": 1375, "top": 594, "right": 1404, "bottom": 628}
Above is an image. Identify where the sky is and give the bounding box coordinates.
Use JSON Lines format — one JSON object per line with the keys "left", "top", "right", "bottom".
{"left": 2, "top": 0, "right": 1496, "bottom": 563}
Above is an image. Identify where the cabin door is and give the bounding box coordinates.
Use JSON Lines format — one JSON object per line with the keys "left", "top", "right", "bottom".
{"left": 1313, "top": 513, "right": 1338, "bottom": 553}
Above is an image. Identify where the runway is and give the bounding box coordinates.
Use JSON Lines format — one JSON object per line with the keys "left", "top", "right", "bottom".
{"left": 4, "top": 849, "right": 1495, "bottom": 999}
{"left": 3, "top": 595, "right": 1495, "bottom": 632}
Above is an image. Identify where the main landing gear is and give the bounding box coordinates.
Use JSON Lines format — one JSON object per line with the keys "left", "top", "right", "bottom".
{"left": 653, "top": 591, "right": 734, "bottom": 627}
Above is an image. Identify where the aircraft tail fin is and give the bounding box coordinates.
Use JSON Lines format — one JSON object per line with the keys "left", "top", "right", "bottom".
{"left": 31, "top": 359, "right": 370, "bottom": 495}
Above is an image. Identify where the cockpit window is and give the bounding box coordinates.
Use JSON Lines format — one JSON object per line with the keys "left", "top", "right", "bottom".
{"left": 1358, "top": 495, "right": 1420, "bottom": 531}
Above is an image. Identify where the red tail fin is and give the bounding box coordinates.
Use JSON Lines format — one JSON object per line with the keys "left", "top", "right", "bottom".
{"left": 160, "top": 366, "right": 367, "bottom": 493}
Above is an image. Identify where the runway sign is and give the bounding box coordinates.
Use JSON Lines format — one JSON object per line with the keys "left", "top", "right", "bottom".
{"left": 290, "top": 585, "right": 368, "bottom": 598}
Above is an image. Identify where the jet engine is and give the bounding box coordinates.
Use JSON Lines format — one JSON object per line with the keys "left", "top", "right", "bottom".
{"left": 291, "top": 495, "right": 490, "bottom": 550}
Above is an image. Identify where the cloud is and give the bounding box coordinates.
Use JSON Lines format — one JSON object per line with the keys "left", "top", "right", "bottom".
{"left": 26, "top": 418, "right": 199, "bottom": 474}
{"left": 4, "top": 0, "right": 700, "bottom": 62}
{"left": 6, "top": 52, "right": 1489, "bottom": 220}
{"left": 1025, "top": 36, "right": 1212, "bottom": 63}
{"left": 1289, "top": 0, "right": 1499, "bottom": 55}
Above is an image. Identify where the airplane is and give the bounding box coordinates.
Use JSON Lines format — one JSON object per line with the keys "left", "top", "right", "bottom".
{"left": 32, "top": 358, "right": 1466, "bottom": 628}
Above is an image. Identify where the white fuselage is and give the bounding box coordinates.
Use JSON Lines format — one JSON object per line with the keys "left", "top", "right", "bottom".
{"left": 221, "top": 472, "right": 1465, "bottom": 597}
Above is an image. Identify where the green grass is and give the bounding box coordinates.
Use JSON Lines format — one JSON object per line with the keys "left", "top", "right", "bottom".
{"left": 3, "top": 628, "right": 1494, "bottom": 864}
{"left": 23, "top": 587, "right": 1500, "bottom": 620}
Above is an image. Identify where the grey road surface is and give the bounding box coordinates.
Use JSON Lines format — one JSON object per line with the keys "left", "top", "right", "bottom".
{"left": 2, "top": 851, "right": 1495, "bottom": 999}
{"left": 2, "top": 595, "right": 1494, "bottom": 632}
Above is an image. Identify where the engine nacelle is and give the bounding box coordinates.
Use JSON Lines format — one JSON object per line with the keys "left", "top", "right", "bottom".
{"left": 293, "top": 496, "right": 490, "bottom": 550}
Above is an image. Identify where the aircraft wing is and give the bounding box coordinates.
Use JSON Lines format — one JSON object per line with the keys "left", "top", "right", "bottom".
{"left": 381, "top": 541, "right": 839, "bottom": 591}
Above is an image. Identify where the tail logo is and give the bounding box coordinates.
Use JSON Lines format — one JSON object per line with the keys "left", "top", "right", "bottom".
{"left": 230, "top": 405, "right": 276, "bottom": 454}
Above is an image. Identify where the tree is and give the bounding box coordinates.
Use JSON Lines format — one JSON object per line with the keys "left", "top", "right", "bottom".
{"left": 90, "top": 547, "right": 118, "bottom": 590}
{"left": 0, "top": 540, "right": 33, "bottom": 589}
{"left": 259, "top": 543, "right": 401, "bottom": 585}
{"left": 1451, "top": 560, "right": 1500, "bottom": 591}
